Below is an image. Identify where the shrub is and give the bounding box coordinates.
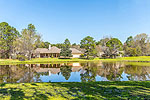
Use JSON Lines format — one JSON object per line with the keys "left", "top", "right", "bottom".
{"left": 58, "top": 57, "right": 71, "bottom": 59}
{"left": 51, "top": 55, "right": 54, "bottom": 58}
{"left": 80, "top": 54, "right": 85, "bottom": 58}
{"left": 17, "top": 55, "right": 27, "bottom": 61}
{"left": 88, "top": 57, "right": 94, "bottom": 60}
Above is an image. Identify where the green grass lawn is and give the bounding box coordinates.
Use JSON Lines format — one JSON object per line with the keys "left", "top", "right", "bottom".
{"left": 0, "top": 58, "right": 100, "bottom": 65}
{"left": 0, "top": 81, "right": 150, "bottom": 100}
{"left": 1, "top": 56, "right": 150, "bottom": 65}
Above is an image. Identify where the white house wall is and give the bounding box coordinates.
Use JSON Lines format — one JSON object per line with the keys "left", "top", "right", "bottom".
{"left": 72, "top": 54, "right": 81, "bottom": 58}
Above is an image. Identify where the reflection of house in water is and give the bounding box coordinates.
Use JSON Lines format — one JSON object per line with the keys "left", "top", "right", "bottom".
{"left": 33, "top": 64, "right": 61, "bottom": 68}
{"left": 35, "top": 68, "right": 61, "bottom": 76}
{"left": 3, "top": 62, "right": 150, "bottom": 82}
{"left": 32, "top": 64, "right": 62, "bottom": 76}
{"left": 69, "top": 63, "right": 82, "bottom": 72}
{"left": 33, "top": 63, "right": 83, "bottom": 76}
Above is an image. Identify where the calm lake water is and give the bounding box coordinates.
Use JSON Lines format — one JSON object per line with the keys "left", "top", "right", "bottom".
{"left": 0, "top": 62, "right": 150, "bottom": 83}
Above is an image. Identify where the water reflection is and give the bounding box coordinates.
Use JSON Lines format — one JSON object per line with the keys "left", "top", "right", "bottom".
{"left": 0, "top": 62, "right": 150, "bottom": 83}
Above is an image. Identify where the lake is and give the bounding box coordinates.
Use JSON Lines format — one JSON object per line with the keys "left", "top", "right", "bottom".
{"left": 0, "top": 61, "right": 150, "bottom": 83}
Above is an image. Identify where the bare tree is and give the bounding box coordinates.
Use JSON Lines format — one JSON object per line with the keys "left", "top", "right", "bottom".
{"left": 13, "top": 24, "right": 42, "bottom": 60}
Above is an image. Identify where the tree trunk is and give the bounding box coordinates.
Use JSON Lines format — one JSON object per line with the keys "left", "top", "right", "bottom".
{"left": 87, "top": 55, "right": 89, "bottom": 59}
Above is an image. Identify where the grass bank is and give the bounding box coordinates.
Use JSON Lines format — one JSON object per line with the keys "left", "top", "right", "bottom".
{"left": 0, "top": 58, "right": 101, "bottom": 65}
{"left": 1, "top": 56, "right": 150, "bottom": 65}
{"left": 0, "top": 81, "right": 150, "bottom": 99}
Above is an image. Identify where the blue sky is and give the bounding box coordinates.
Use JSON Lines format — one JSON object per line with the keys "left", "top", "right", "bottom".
{"left": 0, "top": 0, "right": 150, "bottom": 44}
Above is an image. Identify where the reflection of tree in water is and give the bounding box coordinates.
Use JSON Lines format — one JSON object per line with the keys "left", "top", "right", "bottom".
{"left": 102, "top": 62, "right": 124, "bottom": 81}
{"left": 80, "top": 62, "right": 124, "bottom": 81}
{"left": 60, "top": 65, "right": 72, "bottom": 80}
{"left": 80, "top": 62, "right": 97, "bottom": 82}
{"left": 125, "top": 65, "right": 150, "bottom": 81}
{"left": 33, "top": 73, "right": 42, "bottom": 82}
{"left": 0, "top": 64, "right": 35, "bottom": 83}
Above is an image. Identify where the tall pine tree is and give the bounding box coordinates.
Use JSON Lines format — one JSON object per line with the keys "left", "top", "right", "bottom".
{"left": 0, "top": 22, "right": 20, "bottom": 58}
{"left": 60, "top": 39, "right": 72, "bottom": 57}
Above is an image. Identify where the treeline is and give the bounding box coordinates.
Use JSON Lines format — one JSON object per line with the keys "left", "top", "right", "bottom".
{"left": 0, "top": 22, "right": 150, "bottom": 60}
{"left": 0, "top": 22, "right": 42, "bottom": 60}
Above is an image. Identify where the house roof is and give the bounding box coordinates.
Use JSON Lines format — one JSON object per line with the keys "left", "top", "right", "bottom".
{"left": 34, "top": 46, "right": 61, "bottom": 54}
{"left": 34, "top": 48, "right": 51, "bottom": 53}
{"left": 49, "top": 46, "right": 61, "bottom": 53}
{"left": 70, "top": 48, "right": 82, "bottom": 54}
{"left": 34, "top": 47, "right": 82, "bottom": 54}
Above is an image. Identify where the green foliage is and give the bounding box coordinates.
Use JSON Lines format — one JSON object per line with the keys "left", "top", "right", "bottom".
{"left": 106, "top": 38, "right": 123, "bottom": 51}
{"left": 106, "top": 38, "right": 123, "bottom": 58}
{"left": 80, "top": 54, "right": 85, "bottom": 58}
{"left": 52, "top": 43, "right": 64, "bottom": 49}
{"left": 124, "top": 33, "right": 150, "bottom": 56}
{"left": 88, "top": 57, "right": 95, "bottom": 60}
{"left": 60, "top": 39, "right": 72, "bottom": 57}
{"left": 125, "top": 36, "right": 134, "bottom": 47}
{"left": 99, "top": 37, "right": 111, "bottom": 46}
{"left": 72, "top": 43, "right": 77, "bottom": 46}
{"left": 136, "top": 46, "right": 142, "bottom": 56}
{"left": 80, "top": 36, "right": 97, "bottom": 59}
{"left": 17, "top": 55, "right": 27, "bottom": 61}
{"left": 37, "top": 41, "right": 50, "bottom": 49}
{"left": 0, "top": 22, "right": 20, "bottom": 58}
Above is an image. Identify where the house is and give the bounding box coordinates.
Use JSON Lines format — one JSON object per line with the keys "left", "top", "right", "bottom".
{"left": 33, "top": 45, "right": 83, "bottom": 58}
{"left": 70, "top": 48, "right": 82, "bottom": 58}
{"left": 33, "top": 46, "right": 61, "bottom": 58}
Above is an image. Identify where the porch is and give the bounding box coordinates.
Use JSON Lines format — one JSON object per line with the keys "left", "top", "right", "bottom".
{"left": 40, "top": 53, "right": 60, "bottom": 58}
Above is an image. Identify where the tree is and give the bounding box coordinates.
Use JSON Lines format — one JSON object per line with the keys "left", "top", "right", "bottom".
{"left": 0, "top": 22, "right": 20, "bottom": 59}
{"left": 72, "top": 43, "right": 77, "bottom": 46}
{"left": 124, "top": 36, "right": 134, "bottom": 56}
{"left": 43, "top": 42, "right": 50, "bottom": 48}
{"left": 125, "top": 36, "right": 134, "bottom": 47}
{"left": 80, "top": 36, "right": 97, "bottom": 59}
{"left": 134, "top": 33, "right": 150, "bottom": 56}
{"left": 125, "top": 47, "right": 137, "bottom": 56}
{"left": 124, "top": 33, "right": 150, "bottom": 56}
{"left": 60, "top": 39, "right": 72, "bottom": 57}
{"left": 96, "top": 37, "right": 112, "bottom": 57}
{"left": 13, "top": 24, "right": 41, "bottom": 60}
{"left": 34, "top": 34, "right": 43, "bottom": 49}
{"left": 52, "top": 43, "right": 64, "bottom": 49}
{"left": 37, "top": 41, "right": 50, "bottom": 49}
{"left": 99, "top": 37, "right": 112, "bottom": 46}
{"left": 106, "top": 38, "right": 123, "bottom": 58}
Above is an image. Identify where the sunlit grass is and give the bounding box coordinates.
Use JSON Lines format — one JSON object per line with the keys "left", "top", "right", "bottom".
{"left": 0, "top": 81, "right": 150, "bottom": 99}
{"left": 1, "top": 56, "right": 150, "bottom": 65}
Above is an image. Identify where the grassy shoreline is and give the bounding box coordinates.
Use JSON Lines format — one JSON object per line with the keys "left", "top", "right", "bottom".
{"left": 1, "top": 56, "right": 150, "bottom": 65}
{"left": 0, "top": 81, "right": 150, "bottom": 99}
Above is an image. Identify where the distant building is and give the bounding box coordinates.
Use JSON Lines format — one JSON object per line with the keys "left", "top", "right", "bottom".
{"left": 33, "top": 45, "right": 83, "bottom": 58}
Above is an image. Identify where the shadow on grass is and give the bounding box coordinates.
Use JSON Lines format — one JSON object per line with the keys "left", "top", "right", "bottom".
{"left": 0, "top": 88, "right": 25, "bottom": 100}
{"left": 0, "top": 87, "right": 49, "bottom": 100}
{"left": 52, "top": 81, "right": 150, "bottom": 99}
{"left": 0, "top": 82, "right": 150, "bottom": 99}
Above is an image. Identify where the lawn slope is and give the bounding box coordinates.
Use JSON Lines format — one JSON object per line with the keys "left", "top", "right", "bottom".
{"left": 0, "top": 81, "right": 150, "bottom": 99}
